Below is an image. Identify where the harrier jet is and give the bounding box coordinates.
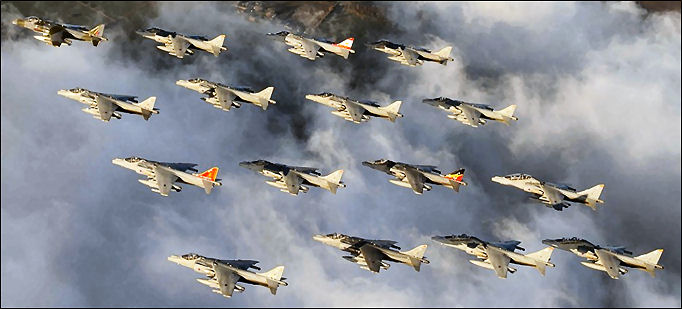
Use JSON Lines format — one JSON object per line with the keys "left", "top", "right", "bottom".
{"left": 239, "top": 160, "right": 345, "bottom": 195}
{"left": 267, "top": 31, "right": 354, "bottom": 60}
{"left": 491, "top": 174, "right": 605, "bottom": 211}
{"left": 137, "top": 27, "right": 227, "bottom": 58}
{"left": 305, "top": 92, "right": 403, "bottom": 123}
{"left": 176, "top": 78, "right": 275, "bottom": 111}
{"left": 168, "top": 253, "right": 287, "bottom": 298}
{"left": 12, "top": 16, "right": 107, "bottom": 47}
{"left": 368, "top": 40, "right": 453, "bottom": 66}
{"left": 57, "top": 88, "right": 158, "bottom": 121}
{"left": 542, "top": 237, "right": 664, "bottom": 279}
{"left": 362, "top": 159, "right": 466, "bottom": 195}
{"left": 313, "top": 233, "right": 429, "bottom": 273}
{"left": 422, "top": 97, "right": 518, "bottom": 127}
{"left": 112, "top": 157, "right": 221, "bottom": 196}
{"left": 433, "top": 234, "right": 555, "bottom": 279}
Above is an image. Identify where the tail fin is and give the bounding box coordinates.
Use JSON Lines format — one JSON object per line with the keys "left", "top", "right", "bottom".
{"left": 497, "top": 104, "right": 518, "bottom": 124}
{"left": 434, "top": 46, "right": 453, "bottom": 64}
{"left": 381, "top": 100, "right": 403, "bottom": 122}
{"left": 322, "top": 170, "right": 345, "bottom": 194}
{"left": 636, "top": 249, "right": 663, "bottom": 265}
{"left": 208, "top": 34, "right": 227, "bottom": 56}
{"left": 198, "top": 167, "right": 219, "bottom": 182}
{"left": 89, "top": 24, "right": 106, "bottom": 38}
{"left": 255, "top": 87, "right": 275, "bottom": 110}
{"left": 526, "top": 247, "right": 555, "bottom": 276}
{"left": 137, "top": 97, "right": 157, "bottom": 120}
{"left": 578, "top": 184, "right": 605, "bottom": 210}
{"left": 445, "top": 168, "right": 466, "bottom": 192}
{"left": 336, "top": 37, "right": 354, "bottom": 50}
{"left": 402, "top": 244, "right": 429, "bottom": 272}
{"left": 261, "top": 266, "right": 285, "bottom": 295}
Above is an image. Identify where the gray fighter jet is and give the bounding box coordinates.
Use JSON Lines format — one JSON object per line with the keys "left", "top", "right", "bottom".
{"left": 12, "top": 16, "right": 107, "bottom": 47}
{"left": 57, "top": 88, "right": 159, "bottom": 121}
{"left": 542, "top": 237, "right": 664, "bottom": 279}
{"left": 433, "top": 234, "right": 555, "bottom": 279}
{"left": 362, "top": 159, "right": 466, "bottom": 195}
{"left": 313, "top": 233, "right": 429, "bottom": 273}
{"left": 239, "top": 160, "right": 345, "bottom": 195}
{"left": 491, "top": 173, "right": 605, "bottom": 211}
{"left": 422, "top": 97, "right": 518, "bottom": 127}
{"left": 305, "top": 92, "right": 403, "bottom": 123}
{"left": 176, "top": 78, "right": 275, "bottom": 111}
{"left": 368, "top": 40, "right": 453, "bottom": 66}
{"left": 136, "top": 27, "right": 227, "bottom": 58}
{"left": 267, "top": 31, "right": 355, "bottom": 60}
{"left": 112, "top": 157, "right": 221, "bottom": 196}
{"left": 168, "top": 253, "right": 287, "bottom": 298}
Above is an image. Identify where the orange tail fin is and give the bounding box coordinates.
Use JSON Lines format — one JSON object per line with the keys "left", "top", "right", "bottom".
{"left": 198, "top": 167, "right": 219, "bottom": 181}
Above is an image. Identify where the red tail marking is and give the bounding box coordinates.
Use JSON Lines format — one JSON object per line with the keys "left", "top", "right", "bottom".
{"left": 198, "top": 167, "right": 219, "bottom": 181}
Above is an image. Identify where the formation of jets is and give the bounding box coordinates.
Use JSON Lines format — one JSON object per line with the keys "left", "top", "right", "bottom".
{"left": 492, "top": 174, "right": 605, "bottom": 211}
{"left": 176, "top": 78, "right": 276, "bottom": 111}
{"left": 12, "top": 16, "right": 107, "bottom": 47}
{"left": 168, "top": 253, "right": 287, "bottom": 298}
{"left": 11, "top": 13, "right": 666, "bottom": 301}
{"left": 136, "top": 27, "right": 227, "bottom": 58}
{"left": 239, "top": 160, "right": 345, "bottom": 195}
{"left": 363, "top": 159, "right": 466, "bottom": 195}
{"left": 57, "top": 88, "right": 158, "bottom": 121}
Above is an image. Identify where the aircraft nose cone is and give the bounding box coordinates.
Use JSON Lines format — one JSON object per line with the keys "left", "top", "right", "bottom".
{"left": 541, "top": 239, "right": 560, "bottom": 247}
{"left": 491, "top": 176, "right": 505, "bottom": 184}
{"left": 57, "top": 89, "right": 70, "bottom": 97}
{"left": 361, "top": 161, "right": 372, "bottom": 167}
{"left": 12, "top": 19, "right": 22, "bottom": 26}
{"left": 167, "top": 255, "right": 182, "bottom": 264}
{"left": 312, "top": 234, "right": 326, "bottom": 242}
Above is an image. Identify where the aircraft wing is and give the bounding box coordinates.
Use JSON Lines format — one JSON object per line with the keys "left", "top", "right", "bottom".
{"left": 403, "top": 167, "right": 425, "bottom": 194}
{"left": 283, "top": 171, "right": 303, "bottom": 195}
{"left": 539, "top": 183, "right": 564, "bottom": 206}
{"left": 401, "top": 48, "right": 419, "bottom": 66}
{"left": 458, "top": 104, "right": 481, "bottom": 127}
{"left": 359, "top": 244, "right": 384, "bottom": 273}
{"left": 342, "top": 101, "right": 365, "bottom": 123}
{"left": 595, "top": 249, "right": 622, "bottom": 279}
{"left": 300, "top": 38, "right": 320, "bottom": 60}
{"left": 94, "top": 96, "right": 117, "bottom": 121}
{"left": 169, "top": 36, "right": 190, "bottom": 58}
{"left": 485, "top": 247, "right": 512, "bottom": 278}
{"left": 153, "top": 166, "right": 178, "bottom": 196}
{"left": 215, "top": 87, "right": 237, "bottom": 110}
{"left": 214, "top": 264, "right": 240, "bottom": 298}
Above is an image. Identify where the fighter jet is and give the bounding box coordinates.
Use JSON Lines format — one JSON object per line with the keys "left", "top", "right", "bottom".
{"left": 432, "top": 234, "right": 555, "bottom": 279}
{"left": 176, "top": 78, "right": 275, "bottom": 111}
{"left": 112, "top": 157, "right": 221, "bottom": 196}
{"left": 305, "top": 93, "right": 403, "bottom": 123}
{"left": 267, "top": 30, "right": 355, "bottom": 61}
{"left": 422, "top": 97, "right": 518, "bottom": 127}
{"left": 239, "top": 160, "right": 345, "bottom": 195}
{"left": 491, "top": 173, "right": 605, "bottom": 211}
{"left": 136, "top": 27, "right": 227, "bottom": 58}
{"left": 12, "top": 16, "right": 107, "bottom": 47}
{"left": 368, "top": 40, "right": 453, "bottom": 67}
{"left": 57, "top": 88, "right": 159, "bottom": 121}
{"left": 313, "top": 233, "right": 429, "bottom": 273}
{"left": 168, "top": 253, "right": 287, "bottom": 298}
{"left": 362, "top": 159, "right": 466, "bottom": 195}
{"left": 542, "top": 237, "right": 664, "bottom": 279}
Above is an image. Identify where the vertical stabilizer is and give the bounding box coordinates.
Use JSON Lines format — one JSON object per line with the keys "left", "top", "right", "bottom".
{"left": 402, "top": 244, "right": 429, "bottom": 272}
{"left": 255, "top": 87, "right": 275, "bottom": 110}
{"left": 526, "top": 247, "right": 555, "bottom": 275}
{"left": 578, "top": 184, "right": 605, "bottom": 210}
{"left": 381, "top": 100, "right": 403, "bottom": 122}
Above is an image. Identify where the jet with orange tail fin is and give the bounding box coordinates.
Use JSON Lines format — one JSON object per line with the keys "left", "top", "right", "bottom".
{"left": 267, "top": 31, "right": 355, "bottom": 60}
{"left": 362, "top": 159, "right": 467, "bottom": 195}
{"left": 112, "top": 157, "right": 222, "bottom": 196}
